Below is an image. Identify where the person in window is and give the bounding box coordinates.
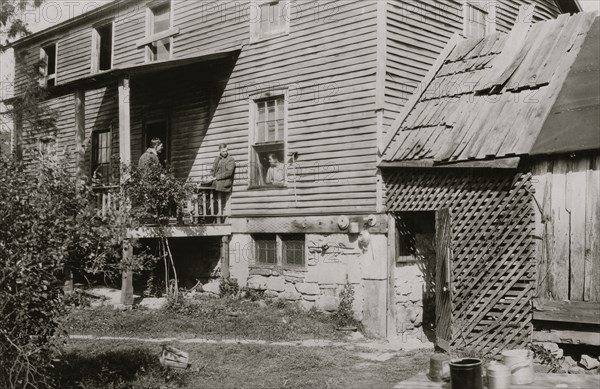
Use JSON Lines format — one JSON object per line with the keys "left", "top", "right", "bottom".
{"left": 265, "top": 153, "right": 285, "bottom": 186}
{"left": 209, "top": 144, "right": 236, "bottom": 193}
{"left": 138, "top": 138, "right": 163, "bottom": 170}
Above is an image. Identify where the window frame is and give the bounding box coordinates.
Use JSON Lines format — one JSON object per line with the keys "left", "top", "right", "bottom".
{"left": 248, "top": 90, "right": 289, "bottom": 189}
{"left": 91, "top": 129, "right": 113, "bottom": 187}
{"left": 250, "top": 0, "right": 291, "bottom": 43}
{"left": 253, "top": 233, "right": 306, "bottom": 269}
{"left": 140, "top": 0, "right": 178, "bottom": 62}
{"left": 40, "top": 43, "right": 58, "bottom": 87}
{"left": 462, "top": 1, "right": 497, "bottom": 39}
{"left": 91, "top": 20, "right": 114, "bottom": 74}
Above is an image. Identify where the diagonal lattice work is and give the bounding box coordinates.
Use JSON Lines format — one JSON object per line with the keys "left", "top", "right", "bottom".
{"left": 385, "top": 169, "right": 534, "bottom": 356}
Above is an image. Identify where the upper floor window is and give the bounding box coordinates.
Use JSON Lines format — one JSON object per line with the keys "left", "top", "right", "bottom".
{"left": 40, "top": 43, "right": 57, "bottom": 87}
{"left": 91, "top": 130, "right": 112, "bottom": 186}
{"left": 249, "top": 93, "right": 287, "bottom": 188}
{"left": 92, "top": 22, "right": 113, "bottom": 73}
{"left": 251, "top": 0, "right": 290, "bottom": 42}
{"left": 463, "top": 1, "right": 496, "bottom": 39}
{"left": 147, "top": 1, "right": 173, "bottom": 61}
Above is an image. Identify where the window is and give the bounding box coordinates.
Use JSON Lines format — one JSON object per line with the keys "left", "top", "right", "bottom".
{"left": 92, "top": 22, "right": 113, "bottom": 73}
{"left": 250, "top": 94, "right": 287, "bottom": 187}
{"left": 251, "top": 0, "right": 289, "bottom": 41}
{"left": 148, "top": 2, "right": 172, "bottom": 61}
{"left": 282, "top": 235, "right": 305, "bottom": 267}
{"left": 253, "top": 234, "right": 305, "bottom": 268}
{"left": 92, "top": 130, "right": 112, "bottom": 186}
{"left": 40, "top": 44, "right": 57, "bottom": 87}
{"left": 463, "top": 1, "right": 496, "bottom": 39}
{"left": 255, "top": 234, "right": 277, "bottom": 265}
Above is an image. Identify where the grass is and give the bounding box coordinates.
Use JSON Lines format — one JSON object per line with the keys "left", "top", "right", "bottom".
{"left": 63, "top": 297, "right": 348, "bottom": 342}
{"left": 56, "top": 339, "right": 432, "bottom": 389}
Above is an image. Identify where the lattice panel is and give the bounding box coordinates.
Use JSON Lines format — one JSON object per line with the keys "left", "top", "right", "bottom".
{"left": 385, "top": 170, "right": 534, "bottom": 356}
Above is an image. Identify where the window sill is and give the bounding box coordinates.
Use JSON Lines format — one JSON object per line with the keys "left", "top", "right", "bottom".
{"left": 135, "top": 27, "right": 179, "bottom": 48}
{"left": 247, "top": 185, "right": 288, "bottom": 191}
{"left": 250, "top": 30, "right": 289, "bottom": 45}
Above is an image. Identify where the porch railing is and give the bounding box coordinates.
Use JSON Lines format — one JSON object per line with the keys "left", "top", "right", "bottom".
{"left": 93, "top": 185, "right": 228, "bottom": 225}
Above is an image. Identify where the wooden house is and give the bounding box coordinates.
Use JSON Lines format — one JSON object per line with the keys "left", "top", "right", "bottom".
{"left": 4, "top": 0, "right": 580, "bottom": 337}
{"left": 380, "top": 11, "right": 599, "bottom": 354}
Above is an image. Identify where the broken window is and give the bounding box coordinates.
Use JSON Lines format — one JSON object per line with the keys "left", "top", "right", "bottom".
{"left": 40, "top": 44, "right": 57, "bottom": 87}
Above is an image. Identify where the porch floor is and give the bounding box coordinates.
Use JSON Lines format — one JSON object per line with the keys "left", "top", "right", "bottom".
{"left": 394, "top": 372, "right": 600, "bottom": 389}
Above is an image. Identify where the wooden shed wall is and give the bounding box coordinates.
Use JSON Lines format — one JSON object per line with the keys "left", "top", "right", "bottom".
{"left": 532, "top": 155, "right": 600, "bottom": 303}
{"left": 385, "top": 169, "right": 535, "bottom": 355}
{"left": 383, "top": 0, "right": 565, "bottom": 135}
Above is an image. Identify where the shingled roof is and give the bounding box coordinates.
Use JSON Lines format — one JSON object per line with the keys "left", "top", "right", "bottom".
{"left": 380, "top": 11, "right": 599, "bottom": 165}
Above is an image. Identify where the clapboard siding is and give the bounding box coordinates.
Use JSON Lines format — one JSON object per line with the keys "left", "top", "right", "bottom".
{"left": 383, "top": 0, "right": 565, "bottom": 133}
{"left": 532, "top": 155, "right": 600, "bottom": 302}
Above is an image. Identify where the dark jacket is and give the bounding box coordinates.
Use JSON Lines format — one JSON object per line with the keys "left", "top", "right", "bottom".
{"left": 212, "top": 155, "right": 236, "bottom": 192}
{"left": 138, "top": 148, "right": 160, "bottom": 170}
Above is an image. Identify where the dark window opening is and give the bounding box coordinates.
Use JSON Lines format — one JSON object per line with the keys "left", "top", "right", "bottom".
{"left": 42, "top": 44, "right": 56, "bottom": 87}
{"left": 255, "top": 234, "right": 277, "bottom": 265}
{"left": 282, "top": 234, "right": 305, "bottom": 267}
{"left": 97, "top": 23, "right": 113, "bottom": 71}
{"left": 92, "top": 130, "right": 112, "bottom": 186}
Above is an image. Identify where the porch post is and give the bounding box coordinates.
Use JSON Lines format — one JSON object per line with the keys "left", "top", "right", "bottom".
{"left": 121, "top": 240, "right": 134, "bottom": 305}
{"left": 221, "top": 235, "right": 230, "bottom": 279}
{"left": 118, "top": 77, "right": 131, "bottom": 166}
{"left": 74, "top": 89, "right": 86, "bottom": 182}
{"left": 119, "top": 77, "right": 133, "bottom": 305}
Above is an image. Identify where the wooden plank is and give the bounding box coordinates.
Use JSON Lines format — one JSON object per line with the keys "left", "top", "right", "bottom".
{"left": 231, "top": 214, "right": 388, "bottom": 235}
{"left": 567, "top": 158, "right": 588, "bottom": 301}
{"left": 585, "top": 156, "right": 600, "bottom": 301}
{"left": 118, "top": 77, "right": 131, "bottom": 167}
{"left": 549, "top": 160, "right": 569, "bottom": 300}
{"left": 533, "top": 329, "right": 600, "bottom": 346}
{"left": 533, "top": 299, "right": 600, "bottom": 325}
{"left": 120, "top": 241, "right": 134, "bottom": 305}
{"left": 74, "top": 90, "right": 86, "bottom": 183}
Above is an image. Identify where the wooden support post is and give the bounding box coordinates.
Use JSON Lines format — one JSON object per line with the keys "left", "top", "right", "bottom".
{"left": 121, "top": 240, "right": 134, "bottom": 305}
{"left": 221, "top": 235, "right": 230, "bottom": 279}
{"left": 118, "top": 77, "right": 131, "bottom": 167}
{"left": 386, "top": 214, "right": 397, "bottom": 338}
{"left": 74, "top": 89, "right": 86, "bottom": 182}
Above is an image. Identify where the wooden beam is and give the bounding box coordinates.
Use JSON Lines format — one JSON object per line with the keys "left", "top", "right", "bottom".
{"left": 221, "top": 235, "right": 230, "bottom": 279}
{"left": 533, "top": 329, "right": 600, "bottom": 346}
{"left": 533, "top": 299, "right": 600, "bottom": 325}
{"left": 386, "top": 214, "right": 397, "bottom": 338}
{"left": 74, "top": 89, "right": 86, "bottom": 182}
{"left": 120, "top": 241, "right": 134, "bottom": 305}
{"left": 231, "top": 214, "right": 389, "bottom": 234}
{"left": 127, "top": 225, "right": 232, "bottom": 239}
{"left": 379, "top": 157, "right": 521, "bottom": 169}
{"left": 135, "top": 27, "right": 179, "bottom": 48}
{"left": 118, "top": 77, "right": 131, "bottom": 167}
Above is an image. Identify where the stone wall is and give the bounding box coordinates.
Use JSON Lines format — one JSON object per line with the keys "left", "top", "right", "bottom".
{"left": 228, "top": 232, "right": 389, "bottom": 335}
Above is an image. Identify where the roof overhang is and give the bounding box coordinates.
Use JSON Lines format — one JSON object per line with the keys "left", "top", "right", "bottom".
{"left": 379, "top": 157, "right": 521, "bottom": 170}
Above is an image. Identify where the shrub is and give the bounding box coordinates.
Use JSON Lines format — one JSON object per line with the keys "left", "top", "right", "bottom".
{"left": 333, "top": 280, "right": 359, "bottom": 328}
{"left": 219, "top": 277, "right": 240, "bottom": 298}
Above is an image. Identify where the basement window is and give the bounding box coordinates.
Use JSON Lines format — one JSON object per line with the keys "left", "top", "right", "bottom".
{"left": 40, "top": 44, "right": 57, "bottom": 87}
{"left": 92, "top": 22, "right": 113, "bottom": 73}
{"left": 253, "top": 234, "right": 305, "bottom": 268}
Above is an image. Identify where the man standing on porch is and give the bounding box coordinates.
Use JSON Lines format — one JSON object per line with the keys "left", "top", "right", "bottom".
{"left": 138, "top": 138, "right": 164, "bottom": 170}
{"left": 210, "top": 143, "right": 236, "bottom": 193}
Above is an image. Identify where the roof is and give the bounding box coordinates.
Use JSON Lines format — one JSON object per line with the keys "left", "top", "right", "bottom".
{"left": 380, "top": 12, "right": 599, "bottom": 165}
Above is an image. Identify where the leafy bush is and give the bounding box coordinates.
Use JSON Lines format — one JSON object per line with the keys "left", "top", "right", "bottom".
{"left": 242, "top": 288, "right": 265, "bottom": 302}
{"left": 219, "top": 277, "right": 240, "bottom": 298}
{"left": 333, "top": 280, "right": 359, "bottom": 328}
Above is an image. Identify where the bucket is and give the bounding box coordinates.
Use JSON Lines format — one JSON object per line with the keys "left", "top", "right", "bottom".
{"left": 486, "top": 363, "right": 511, "bottom": 389}
{"left": 501, "top": 349, "right": 534, "bottom": 385}
{"left": 428, "top": 354, "right": 450, "bottom": 382}
{"left": 449, "top": 358, "right": 483, "bottom": 389}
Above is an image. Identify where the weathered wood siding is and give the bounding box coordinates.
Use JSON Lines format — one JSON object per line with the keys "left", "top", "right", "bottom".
{"left": 383, "top": 0, "right": 565, "bottom": 134}
{"left": 532, "top": 155, "right": 600, "bottom": 302}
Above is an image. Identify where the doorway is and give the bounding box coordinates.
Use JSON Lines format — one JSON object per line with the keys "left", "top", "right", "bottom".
{"left": 143, "top": 119, "right": 169, "bottom": 166}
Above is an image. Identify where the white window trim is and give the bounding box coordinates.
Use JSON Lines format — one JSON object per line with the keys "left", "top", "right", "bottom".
{"left": 91, "top": 20, "right": 114, "bottom": 74}
{"left": 250, "top": 0, "right": 291, "bottom": 43}
{"left": 248, "top": 88, "right": 289, "bottom": 189}
{"left": 141, "top": 0, "right": 177, "bottom": 62}
{"left": 462, "top": 0, "right": 497, "bottom": 38}
{"left": 39, "top": 42, "right": 58, "bottom": 87}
